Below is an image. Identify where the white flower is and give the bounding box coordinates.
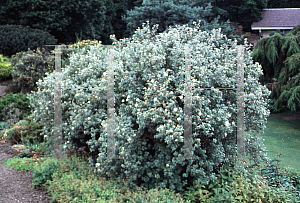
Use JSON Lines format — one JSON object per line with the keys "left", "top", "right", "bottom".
{"left": 136, "top": 98, "right": 140, "bottom": 102}
{"left": 44, "top": 135, "right": 48, "bottom": 138}
{"left": 174, "top": 108, "right": 178, "bottom": 112}
{"left": 122, "top": 99, "right": 125, "bottom": 102}
{"left": 166, "top": 164, "right": 169, "bottom": 167}
{"left": 228, "top": 113, "right": 231, "bottom": 117}
{"left": 177, "top": 117, "right": 181, "bottom": 121}
{"left": 127, "top": 137, "right": 131, "bottom": 142}
{"left": 67, "top": 141, "right": 70, "bottom": 144}
{"left": 225, "top": 121, "right": 230, "bottom": 127}
{"left": 164, "top": 72, "right": 168, "bottom": 77}
{"left": 154, "top": 97, "right": 158, "bottom": 102}
{"left": 88, "top": 117, "right": 90, "bottom": 120}
{"left": 96, "top": 163, "right": 100, "bottom": 167}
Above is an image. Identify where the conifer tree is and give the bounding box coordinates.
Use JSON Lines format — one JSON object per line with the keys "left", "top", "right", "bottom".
{"left": 123, "top": 0, "right": 239, "bottom": 40}
{"left": 253, "top": 24, "right": 300, "bottom": 112}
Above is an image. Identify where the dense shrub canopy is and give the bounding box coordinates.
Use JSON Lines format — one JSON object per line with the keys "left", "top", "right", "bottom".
{"left": 11, "top": 47, "right": 55, "bottom": 93}
{"left": 0, "top": 24, "right": 57, "bottom": 57}
{"left": 28, "top": 21, "right": 270, "bottom": 194}
{"left": 0, "top": 0, "right": 106, "bottom": 45}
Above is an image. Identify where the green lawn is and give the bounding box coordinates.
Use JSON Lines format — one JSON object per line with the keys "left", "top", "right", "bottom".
{"left": 259, "top": 111, "right": 300, "bottom": 172}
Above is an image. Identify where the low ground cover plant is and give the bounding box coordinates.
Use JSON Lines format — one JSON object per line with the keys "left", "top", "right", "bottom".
{"left": 0, "top": 92, "right": 31, "bottom": 121}
{"left": 2, "top": 147, "right": 299, "bottom": 202}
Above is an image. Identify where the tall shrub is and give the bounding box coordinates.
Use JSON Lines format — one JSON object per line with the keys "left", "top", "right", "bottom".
{"left": 11, "top": 47, "right": 55, "bottom": 93}
{"left": 28, "top": 21, "right": 270, "bottom": 194}
{"left": 123, "top": 0, "right": 240, "bottom": 41}
{"left": 0, "top": 24, "right": 57, "bottom": 57}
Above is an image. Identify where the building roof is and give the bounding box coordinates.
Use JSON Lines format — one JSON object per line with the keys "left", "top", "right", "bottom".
{"left": 252, "top": 8, "right": 300, "bottom": 30}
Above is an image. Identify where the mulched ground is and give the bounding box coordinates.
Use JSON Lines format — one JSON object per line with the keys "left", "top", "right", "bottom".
{"left": 0, "top": 140, "right": 51, "bottom": 203}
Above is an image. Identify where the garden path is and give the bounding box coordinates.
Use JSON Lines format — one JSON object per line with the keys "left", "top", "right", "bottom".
{"left": 0, "top": 140, "right": 50, "bottom": 203}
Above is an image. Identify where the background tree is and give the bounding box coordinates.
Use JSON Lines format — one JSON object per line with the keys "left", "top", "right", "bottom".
{"left": 252, "top": 25, "right": 300, "bottom": 112}
{"left": 101, "top": 0, "right": 142, "bottom": 45}
{"left": 123, "top": 0, "right": 241, "bottom": 40}
{"left": 0, "top": 0, "right": 106, "bottom": 45}
{"left": 267, "top": 0, "right": 300, "bottom": 8}
{"left": 215, "top": 0, "right": 268, "bottom": 32}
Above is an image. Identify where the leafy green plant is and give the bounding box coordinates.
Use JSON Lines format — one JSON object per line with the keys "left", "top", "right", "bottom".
{"left": 11, "top": 47, "right": 55, "bottom": 93}
{"left": 0, "top": 121, "right": 10, "bottom": 130}
{"left": 260, "top": 154, "right": 300, "bottom": 200}
{"left": 0, "top": 92, "right": 31, "bottom": 121}
{"left": 38, "top": 146, "right": 188, "bottom": 203}
{"left": 31, "top": 157, "right": 61, "bottom": 190}
{"left": 0, "top": 24, "right": 57, "bottom": 57}
{"left": 4, "top": 119, "right": 27, "bottom": 144}
{"left": 22, "top": 118, "right": 44, "bottom": 145}
{"left": 2, "top": 156, "right": 44, "bottom": 172}
{"left": 28, "top": 21, "right": 271, "bottom": 195}
{"left": 51, "top": 39, "right": 101, "bottom": 70}
{"left": 180, "top": 159, "right": 300, "bottom": 203}
{"left": 0, "top": 54, "right": 14, "bottom": 81}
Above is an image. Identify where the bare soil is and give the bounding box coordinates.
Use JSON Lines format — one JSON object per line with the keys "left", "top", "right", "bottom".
{"left": 0, "top": 139, "right": 51, "bottom": 203}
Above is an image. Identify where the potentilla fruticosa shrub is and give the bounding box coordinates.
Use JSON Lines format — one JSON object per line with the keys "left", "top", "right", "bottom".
{"left": 27, "top": 21, "right": 271, "bottom": 194}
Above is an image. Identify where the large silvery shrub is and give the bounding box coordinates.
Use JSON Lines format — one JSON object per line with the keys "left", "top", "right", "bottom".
{"left": 28, "top": 21, "right": 271, "bottom": 194}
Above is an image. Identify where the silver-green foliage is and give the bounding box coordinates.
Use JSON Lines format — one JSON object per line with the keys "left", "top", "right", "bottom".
{"left": 28, "top": 21, "right": 271, "bottom": 194}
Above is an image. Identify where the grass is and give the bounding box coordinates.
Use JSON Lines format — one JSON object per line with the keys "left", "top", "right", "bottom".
{"left": 259, "top": 111, "right": 300, "bottom": 172}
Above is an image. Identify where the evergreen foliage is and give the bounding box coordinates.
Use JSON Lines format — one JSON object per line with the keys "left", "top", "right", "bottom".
{"left": 123, "top": 0, "right": 240, "bottom": 41}
{"left": 0, "top": 24, "right": 57, "bottom": 57}
{"left": 267, "top": 0, "right": 300, "bottom": 8}
{"left": 252, "top": 25, "right": 300, "bottom": 112}
{"left": 101, "top": 0, "right": 141, "bottom": 45}
{"left": 11, "top": 47, "right": 55, "bottom": 93}
{"left": 215, "top": 0, "right": 268, "bottom": 32}
{"left": 28, "top": 21, "right": 270, "bottom": 194}
{"left": 0, "top": 0, "right": 106, "bottom": 45}
{"left": 0, "top": 92, "right": 31, "bottom": 121}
